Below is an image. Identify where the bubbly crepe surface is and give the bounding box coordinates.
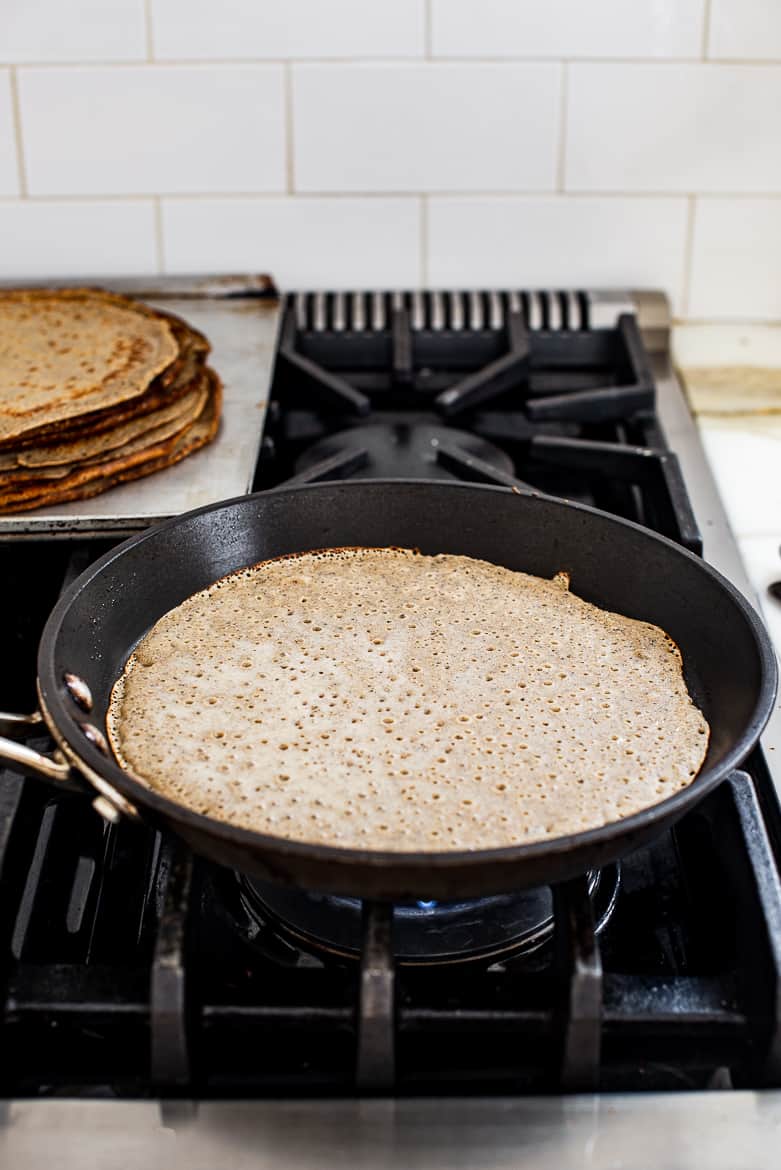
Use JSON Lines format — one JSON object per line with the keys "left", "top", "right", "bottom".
{"left": 0, "top": 289, "right": 178, "bottom": 441}
{"left": 107, "top": 548, "right": 710, "bottom": 852}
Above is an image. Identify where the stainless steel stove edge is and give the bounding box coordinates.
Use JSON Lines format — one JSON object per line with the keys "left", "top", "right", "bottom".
{"left": 0, "top": 272, "right": 277, "bottom": 299}
{"left": 583, "top": 286, "right": 780, "bottom": 799}
{"left": 646, "top": 309, "right": 781, "bottom": 800}
{"left": 2, "top": 1092, "right": 779, "bottom": 1169}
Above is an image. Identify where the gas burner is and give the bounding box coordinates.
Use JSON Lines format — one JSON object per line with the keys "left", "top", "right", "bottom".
{"left": 234, "top": 866, "right": 620, "bottom": 967}
{"left": 292, "top": 419, "right": 519, "bottom": 485}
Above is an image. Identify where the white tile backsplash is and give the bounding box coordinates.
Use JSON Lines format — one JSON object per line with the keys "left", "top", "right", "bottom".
{"left": 708, "top": 0, "right": 781, "bottom": 60}
{"left": 689, "top": 198, "right": 781, "bottom": 320}
{"left": 161, "top": 197, "right": 421, "bottom": 286}
{"left": 0, "top": 200, "right": 158, "bottom": 276}
{"left": 0, "top": 0, "right": 146, "bottom": 64}
{"left": 431, "top": 0, "right": 704, "bottom": 60}
{"left": 674, "top": 323, "right": 781, "bottom": 367}
{"left": 18, "top": 65, "right": 285, "bottom": 195}
{"left": 293, "top": 63, "right": 560, "bottom": 192}
{"left": 567, "top": 64, "right": 781, "bottom": 193}
{"left": 151, "top": 0, "right": 424, "bottom": 60}
{"left": 0, "top": 70, "right": 19, "bottom": 195}
{"left": 428, "top": 196, "right": 689, "bottom": 310}
{"left": 0, "top": 8, "right": 780, "bottom": 321}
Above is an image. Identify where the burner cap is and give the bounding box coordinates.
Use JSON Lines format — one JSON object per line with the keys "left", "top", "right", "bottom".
{"left": 235, "top": 867, "right": 620, "bottom": 967}
{"left": 295, "top": 420, "right": 515, "bottom": 482}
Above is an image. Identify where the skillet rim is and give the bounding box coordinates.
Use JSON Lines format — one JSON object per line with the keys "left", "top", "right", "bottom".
{"left": 36, "top": 479, "right": 779, "bottom": 875}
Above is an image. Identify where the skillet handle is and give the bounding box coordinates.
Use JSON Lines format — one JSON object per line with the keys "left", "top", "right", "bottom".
{"left": 0, "top": 709, "right": 141, "bottom": 824}
{"left": 0, "top": 709, "right": 83, "bottom": 791}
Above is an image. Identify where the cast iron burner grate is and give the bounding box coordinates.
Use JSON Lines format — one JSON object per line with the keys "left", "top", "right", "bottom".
{"left": 279, "top": 291, "right": 653, "bottom": 421}
{"left": 291, "top": 418, "right": 518, "bottom": 485}
{"left": 233, "top": 866, "right": 621, "bottom": 967}
{"left": 1, "top": 772, "right": 780, "bottom": 1097}
{"left": 256, "top": 290, "right": 701, "bottom": 553}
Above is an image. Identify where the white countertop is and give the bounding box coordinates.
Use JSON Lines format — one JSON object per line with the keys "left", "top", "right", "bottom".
{"left": 673, "top": 324, "right": 781, "bottom": 658}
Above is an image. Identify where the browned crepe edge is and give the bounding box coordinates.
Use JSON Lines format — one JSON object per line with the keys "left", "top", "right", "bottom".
{"left": 0, "top": 310, "right": 208, "bottom": 449}
{"left": 3, "top": 375, "right": 208, "bottom": 470}
{"left": 0, "top": 379, "right": 210, "bottom": 484}
{"left": 0, "top": 368, "right": 222, "bottom": 513}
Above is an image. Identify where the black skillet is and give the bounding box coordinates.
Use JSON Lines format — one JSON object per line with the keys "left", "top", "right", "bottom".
{"left": 0, "top": 480, "right": 776, "bottom": 900}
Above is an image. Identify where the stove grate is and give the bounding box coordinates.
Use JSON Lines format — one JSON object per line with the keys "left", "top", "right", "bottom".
{"left": 279, "top": 294, "right": 655, "bottom": 425}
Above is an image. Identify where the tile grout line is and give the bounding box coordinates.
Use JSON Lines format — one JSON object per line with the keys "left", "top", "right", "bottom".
{"left": 701, "top": 0, "right": 712, "bottom": 59}
{"left": 8, "top": 67, "right": 28, "bottom": 196}
{"left": 2, "top": 191, "right": 781, "bottom": 205}
{"left": 683, "top": 316, "right": 781, "bottom": 325}
{"left": 8, "top": 55, "right": 781, "bottom": 68}
{"left": 420, "top": 195, "right": 429, "bottom": 285}
{"left": 680, "top": 195, "right": 697, "bottom": 318}
{"left": 153, "top": 197, "right": 165, "bottom": 273}
{"left": 284, "top": 62, "right": 295, "bottom": 194}
{"left": 556, "top": 63, "right": 569, "bottom": 192}
{"left": 678, "top": 316, "right": 781, "bottom": 326}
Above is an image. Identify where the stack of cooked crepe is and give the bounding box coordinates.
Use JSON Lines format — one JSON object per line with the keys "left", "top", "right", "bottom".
{"left": 0, "top": 287, "right": 222, "bottom": 513}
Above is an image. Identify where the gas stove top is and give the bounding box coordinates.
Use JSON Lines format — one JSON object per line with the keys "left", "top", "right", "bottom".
{"left": 1, "top": 281, "right": 780, "bottom": 1164}
{"left": 255, "top": 290, "right": 699, "bottom": 556}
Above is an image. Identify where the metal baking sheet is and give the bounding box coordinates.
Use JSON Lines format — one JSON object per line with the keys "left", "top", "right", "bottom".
{"left": 0, "top": 275, "right": 280, "bottom": 539}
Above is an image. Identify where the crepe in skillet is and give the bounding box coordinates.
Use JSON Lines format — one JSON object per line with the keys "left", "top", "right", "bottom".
{"left": 107, "top": 548, "right": 710, "bottom": 853}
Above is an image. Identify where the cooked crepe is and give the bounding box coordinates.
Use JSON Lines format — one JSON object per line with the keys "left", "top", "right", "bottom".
{"left": 0, "top": 288, "right": 180, "bottom": 444}
{"left": 0, "top": 300, "right": 209, "bottom": 452}
{"left": 0, "top": 368, "right": 221, "bottom": 513}
{"left": 107, "top": 548, "right": 710, "bottom": 853}
{"left": 0, "top": 380, "right": 209, "bottom": 482}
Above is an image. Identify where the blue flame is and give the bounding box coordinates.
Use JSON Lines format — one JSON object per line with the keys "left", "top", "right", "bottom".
{"left": 416, "top": 899, "right": 438, "bottom": 910}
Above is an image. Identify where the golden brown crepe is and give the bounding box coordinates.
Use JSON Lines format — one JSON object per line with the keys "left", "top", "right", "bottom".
{"left": 107, "top": 548, "right": 710, "bottom": 853}
{"left": 0, "top": 380, "right": 209, "bottom": 482}
{"left": 0, "top": 298, "right": 209, "bottom": 452}
{"left": 0, "top": 368, "right": 221, "bottom": 513}
{"left": 0, "top": 287, "right": 222, "bottom": 513}
{"left": 0, "top": 288, "right": 179, "bottom": 444}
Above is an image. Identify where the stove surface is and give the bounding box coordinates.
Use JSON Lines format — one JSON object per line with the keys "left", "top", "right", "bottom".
{"left": 1, "top": 283, "right": 781, "bottom": 1163}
